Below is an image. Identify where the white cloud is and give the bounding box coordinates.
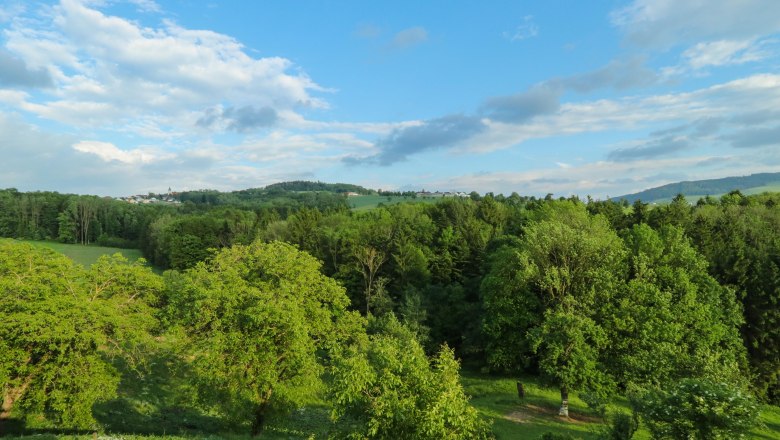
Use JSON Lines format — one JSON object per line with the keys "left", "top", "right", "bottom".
{"left": 432, "top": 154, "right": 780, "bottom": 199}
{"left": 504, "top": 16, "right": 539, "bottom": 42}
{"left": 460, "top": 73, "right": 780, "bottom": 154}
{"left": 612, "top": 0, "right": 780, "bottom": 48}
{"left": 0, "top": 3, "right": 26, "bottom": 23}
{"left": 127, "top": 0, "right": 160, "bottom": 13}
{"left": 3, "top": 0, "right": 326, "bottom": 135}
{"left": 683, "top": 39, "right": 764, "bottom": 69}
{"left": 73, "top": 140, "right": 173, "bottom": 164}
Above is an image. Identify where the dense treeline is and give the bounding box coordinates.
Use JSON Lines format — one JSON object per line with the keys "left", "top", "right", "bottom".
{"left": 0, "top": 186, "right": 350, "bottom": 255}
{"left": 176, "top": 186, "right": 352, "bottom": 211}
{"left": 1, "top": 187, "right": 778, "bottom": 438}
{"left": 264, "top": 180, "right": 372, "bottom": 194}
{"left": 0, "top": 188, "right": 167, "bottom": 247}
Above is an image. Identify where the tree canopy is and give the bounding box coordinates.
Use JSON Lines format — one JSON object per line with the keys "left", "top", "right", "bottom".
{"left": 164, "top": 240, "right": 362, "bottom": 434}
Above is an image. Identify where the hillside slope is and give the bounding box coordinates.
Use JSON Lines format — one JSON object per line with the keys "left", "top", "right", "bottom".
{"left": 614, "top": 172, "right": 780, "bottom": 203}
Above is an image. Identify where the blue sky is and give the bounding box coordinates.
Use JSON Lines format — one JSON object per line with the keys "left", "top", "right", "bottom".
{"left": 1, "top": 0, "right": 780, "bottom": 197}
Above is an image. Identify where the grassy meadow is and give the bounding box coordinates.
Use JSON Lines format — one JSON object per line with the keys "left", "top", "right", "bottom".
{"left": 347, "top": 194, "right": 445, "bottom": 211}
{"left": 6, "top": 367, "right": 780, "bottom": 439}
{"left": 12, "top": 240, "right": 145, "bottom": 267}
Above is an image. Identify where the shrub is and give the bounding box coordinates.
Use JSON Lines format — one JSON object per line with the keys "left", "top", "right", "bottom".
{"left": 633, "top": 378, "right": 758, "bottom": 439}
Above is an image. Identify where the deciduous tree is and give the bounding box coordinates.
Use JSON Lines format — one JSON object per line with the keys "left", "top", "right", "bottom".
{"left": 167, "top": 241, "right": 361, "bottom": 435}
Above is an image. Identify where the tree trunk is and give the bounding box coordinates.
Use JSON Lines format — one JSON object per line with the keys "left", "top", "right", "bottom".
{"left": 1, "top": 380, "right": 31, "bottom": 420}
{"left": 250, "top": 390, "right": 272, "bottom": 437}
{"left": 559, "top": 385, "right": 569, "bottom": 417}
{"left": 251, "top": 403, "right": 267, "bottom": 436}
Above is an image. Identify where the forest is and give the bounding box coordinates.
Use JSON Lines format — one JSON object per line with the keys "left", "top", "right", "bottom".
{"left": 1, "top": 185, "right": 779, "bottom": 439}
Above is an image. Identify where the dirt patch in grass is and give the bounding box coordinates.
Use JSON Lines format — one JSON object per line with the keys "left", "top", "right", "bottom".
{"left": 504, "top": 404, "right": 602, "bottom": 425}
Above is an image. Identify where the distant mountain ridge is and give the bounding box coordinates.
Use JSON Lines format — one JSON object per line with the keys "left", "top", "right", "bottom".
{"left": 614, "top": 172, "right": 780, "bottom": 203}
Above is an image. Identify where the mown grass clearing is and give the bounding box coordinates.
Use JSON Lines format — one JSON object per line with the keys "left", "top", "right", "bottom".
{"left": 460, "top": 373, "right": 780, "bottom": 440}
{"left": 9, "top": 239, "right": 145, "bottom": 267}
{"left": 462, "top": 373, "right": 602, "bottom": 439}
{"left": 347, "top": 194, "right": 443, "bottom": 211}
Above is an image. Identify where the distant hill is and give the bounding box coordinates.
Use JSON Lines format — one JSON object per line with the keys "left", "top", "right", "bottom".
{"left": 614, "top": 172, "right": 780, "bottom": 203}
{"left": 264, "top": 180, "right": 372, "bottom": 194}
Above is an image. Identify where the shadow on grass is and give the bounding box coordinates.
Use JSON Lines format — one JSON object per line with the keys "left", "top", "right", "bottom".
{"left": 0, "top": 418, "right": 94, "bottom": 438}
{"left": 262, "top": 404, "right": 332, "bottom": 439}
{"left": 93, "top": 399, "right": 226, "bottom": 436}
{"left": 462, "top": 372, "right": 602, "bottom": 440}
{"left": 91, "top": 349, "right": 229, "bottom": 437}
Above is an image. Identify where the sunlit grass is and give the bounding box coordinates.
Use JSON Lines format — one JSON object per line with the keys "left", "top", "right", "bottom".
{"left": 348, "top": 195, "right": 442, "bottom": 211}
{"left": 14, "top": 239, "right": 145, "bottom": 267}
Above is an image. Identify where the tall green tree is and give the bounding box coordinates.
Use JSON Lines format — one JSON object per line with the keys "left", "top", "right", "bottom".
{"left": 482, "top": 202, "right": 625, "bottom": 416}
{"left": 0, "top": 243, "right": 160, "bottom": 428}
{"left": 329, "top": 315, "right": 492, "bottom": 439}
{"left": 603, "top": 224, "right": 746, "bottom": 389}
{"left": 166, "top": 241, "right": 362, "bottom": 435}
{"left": 688, "top": 201, "right": 780, "bottom": 400}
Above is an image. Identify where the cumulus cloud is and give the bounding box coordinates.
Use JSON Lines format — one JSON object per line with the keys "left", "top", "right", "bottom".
{"left": 0, "top": 113, "right": 150, "bottom": 194}
{"left": 550, "top": 57, "right": 659, "bottom": 92}
{"left": 477, "top": 56, "right": 659, "bottom": 129}
{"left": 0, "top": 109, "right": 363, "bottom": 195}
{"left": 430, "top": 154, "right": 780, "bottom": 199}
{"left": 612, "top": 0, "right": 780, "bottom": 48}
{"left": 0, "top": 49, "right": 53, "bottom": 88}
{"left": 466, "top": 73, "right": 780, "bottom": 157}
{"left": 73, "top": 140, "right": 173, "bottom": 164}
{"left": 481, "top": 85, "right": 561, "bottom": 123}
{"left": 728, "top": 125, "right": 780, "bottom": 149}
{"left": 682, "top": 39, "right": 767, "bottom": 69}
{"left": 2, "top": 0, "right": 324, "bottom": 135}
{"left": 608, "top": 135, "right": 690, "bottom": 161}
{"left": 353, "top": 114, "right": 487, "bottom": 165}
{"left": 197, "top": 106, "right": 278, "bottom": 132}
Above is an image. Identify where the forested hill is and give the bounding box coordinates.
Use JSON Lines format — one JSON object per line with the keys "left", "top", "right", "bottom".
{"left": 264, "top": 180, "right": 372, "bottom": 194}
{"left": 614, "top": 172, "right": 780, "bottom": 203}
{"left": 174, "top": 181, "right": 371, "bottom": 208}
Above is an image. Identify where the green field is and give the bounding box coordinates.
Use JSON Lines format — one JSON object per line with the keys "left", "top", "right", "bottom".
{"left": 10, "top": 240, "right": 145, "bottom": 267}
{"left": 348, "top": 194, "right": 447, "bottom": 211}
{"left": 7, "top": 368, "right": 780, "bottom": 439}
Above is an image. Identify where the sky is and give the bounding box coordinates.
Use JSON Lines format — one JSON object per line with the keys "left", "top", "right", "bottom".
{"left": 1, "top": 0, "right": 780, "bottom": 198}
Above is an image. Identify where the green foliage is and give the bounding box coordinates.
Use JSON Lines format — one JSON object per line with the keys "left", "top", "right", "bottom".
{"left": 687, "top": 200, "right": 780, "bottom": 400}
{"left": 482, "top": 202, "right": 624, "bottom": 411}
{"left": 0, "top": 242, "right": 160, "bottom": 428}
{"left": 633, "top": 378, "right": 758, "bottom": 439}
{"left": 329, "top": 315, "right": 492, "bottom": 439}
{"left": 528, "top": 308, "right": 611, "bottom": 401}
{"left": 166, "top": 240, "right": 362, "bottom": 433}
{"left": 15, "top": 240, "right": 145, "bottom": 267}
{"left": 603, "top": 224, "right": 746, "bottom": 389}
{"left": 597, "top": 412, "right": 638, "bottom": 440}
{"left": 264, "top": 180, "right": 371, "bottom": 194}
{"left": 538, "top": 433, "right": 577, "bottom": 440}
